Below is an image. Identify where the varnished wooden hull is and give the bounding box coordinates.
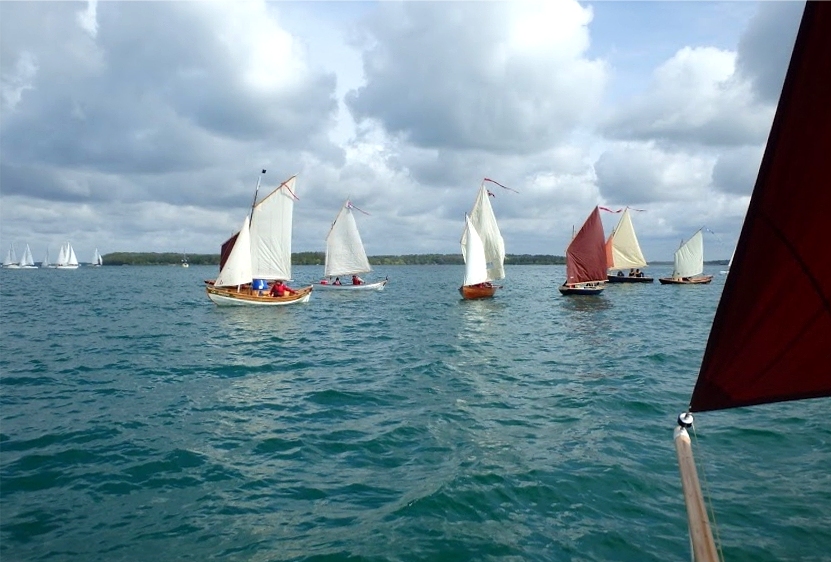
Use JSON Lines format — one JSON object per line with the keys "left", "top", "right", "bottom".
{"left": 206, "top": 284, "right": 313, "bottom": 306}
{"left": 658, "top": 275, "right": 714, "bottom": 285}
{"left": 607, "top": 275, "right": 654, "bottom": 283}
{"left": 459, "top": 284, "right": 498, "bottom": 299}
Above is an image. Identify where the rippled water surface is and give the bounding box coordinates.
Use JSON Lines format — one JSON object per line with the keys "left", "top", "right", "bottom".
{"left": 2, "top": 265, "right": 830, "bottom": 561}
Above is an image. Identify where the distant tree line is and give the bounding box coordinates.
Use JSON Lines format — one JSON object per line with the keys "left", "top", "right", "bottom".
{"left": 101, "top": 252, "right": 727, "bottom": 266}
{"left": 101, "top": 252, "right": 569, "bottom": 266}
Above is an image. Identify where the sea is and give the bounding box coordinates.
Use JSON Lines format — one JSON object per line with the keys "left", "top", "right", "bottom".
{"left": 1, "top": 264, "right": 830, "bottom": 562}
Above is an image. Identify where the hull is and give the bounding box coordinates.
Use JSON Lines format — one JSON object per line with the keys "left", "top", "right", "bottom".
{"left": 559, "top": 282, "right": 605, "bottom": 295}
{"left": 206, "top": 285, "right": 313, "bottom": 306}
{"left": 55, "top": 265, "right": 79, "bottom": 270}
{"left": 658, "top": 275, "right": 713, "bottom": 285}
{"left": 315, "top": 279, "right": 388, "bottom": 291}
{"left": 459, "top": 283, "right": 499, "bottom": 299}
{"left": 607, "top": 275, "right": 653, "bottom": 283}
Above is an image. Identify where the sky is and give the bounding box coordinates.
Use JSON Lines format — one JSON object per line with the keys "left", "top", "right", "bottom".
{"left": 0, "top": 0, "right": 807, "bottom": 263}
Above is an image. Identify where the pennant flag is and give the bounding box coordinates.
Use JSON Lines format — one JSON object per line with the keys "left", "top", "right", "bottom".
{"left": 483, "top": 177, "right": 519, "bottom": 193}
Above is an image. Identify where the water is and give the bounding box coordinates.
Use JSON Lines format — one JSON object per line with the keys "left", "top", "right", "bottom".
{"left": 2, "top": 265, "right": 830, "bottom": 561}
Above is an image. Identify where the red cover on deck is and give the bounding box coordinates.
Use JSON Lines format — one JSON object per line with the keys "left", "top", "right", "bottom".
{"left": 691, "top": 1, "right": 831, "bottom": 412}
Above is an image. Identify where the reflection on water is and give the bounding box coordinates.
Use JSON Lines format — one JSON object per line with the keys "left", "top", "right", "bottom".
{"left": 458, "top": 298, "right": 507, "bottom": 344}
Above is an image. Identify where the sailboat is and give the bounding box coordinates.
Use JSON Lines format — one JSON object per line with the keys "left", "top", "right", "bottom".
{"left": 459, "top": 179, "right": 507, "bottom": 299}
{"left": 605, "top": 207, "right": 653, "bottom": 283}
{"left": 54, "top": 242, "right": 79, "bottom": 269}
{"left": 559, "top": 206, "right": 607, "bottom": 295}
{"left": 181, "top": 253, "right": 189, "bottom": 268}
{"left": 42, "top": 249, "right": 51, "bottom": 268}
{"left": 205, "top": 171, "right": 312, "bottom": 306}
{"left": 18, "top": 244, "right": 37, "bottom": 269}
{"left": 92, "top": 248, "right": 103, "bottom": 267}
{"left": 720, "top": 249, "right": 734, "bottom": 274}
{"left": 315, "top": 200, "right": 387, "bottom": 291}
{"left": 658, "top": 230, "right": 713, "bottom": 284}
{"left": 674, "top": 2, "right": 831, "bottom": 560}
{"left": 3, "top": 244, "right": 19, "bottom": 268}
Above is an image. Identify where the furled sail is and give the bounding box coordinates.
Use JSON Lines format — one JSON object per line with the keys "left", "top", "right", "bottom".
{"left": 691, "top": 0, "right": 831, "bottom": 412}
{"left": 672, "top": 230, "right": 704, "bottom": 279}
{"left": 325, "top": 201, "right": 371, "bottom": 278}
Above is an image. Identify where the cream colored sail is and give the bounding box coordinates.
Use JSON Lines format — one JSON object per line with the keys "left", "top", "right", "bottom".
{"left": 250, "top": 176, "right": 296, "bottom": 281}
{"left": 324, "top": 201, "right": 371, "bottom": 278}
{"left": 608, "top": 208, "right": 648, "bottom": 270}
{"left": 673, "top": 230, "right": 705, "bottom": 278}
{"left": 215, "top": 215, "right": 252, "bottom": 287}
{"left": 460, "top": 183, "right": 505, "bottom": 281}
{"left": 461, "top": 216, "right": 488, "bottom": 286}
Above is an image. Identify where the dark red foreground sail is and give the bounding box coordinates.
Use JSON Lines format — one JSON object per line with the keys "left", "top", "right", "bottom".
{"left": 565, "top": 206, "right": 607, "bottom": 284}
{"left": 691, "top": 1, "right": 831, "bottom": 412}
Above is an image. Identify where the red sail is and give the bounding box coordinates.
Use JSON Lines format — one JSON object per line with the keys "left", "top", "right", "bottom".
{"left": 565, "top": 207, "right": 607, "bottom": 284}
{"left": 691, "top": 1, "right": 831, "bottom": 412}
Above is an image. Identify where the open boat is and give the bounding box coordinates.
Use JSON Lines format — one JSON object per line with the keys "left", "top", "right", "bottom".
{"left": 459, "top": 179, "right": 507, "bottom": 299}
{"left": 605, "top": 207, "right": 653, "bottom": 283}
{"left": 658, "top": 230, "right": 713, "bottom": 284}
{"left": 315, "top": 200, "right": 387, "bottom": 292}
{"left": 559, "top": 206, "right": 607, "bottom": 295}
{"left": 674, "top": 3, "right": 831, "bottom": 560}
{"left": 206, "top": 171, "right": 312, "bottom": 306}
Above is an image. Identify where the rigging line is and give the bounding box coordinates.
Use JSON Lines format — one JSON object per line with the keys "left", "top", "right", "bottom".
{"left": 347, "top": 201, "right": 371, "bottom": 216}
{"left": 690, "top": 422, "right": 726, "bottom": 562}
{"left": 483, "top": 177, "right": 519, "bottom": 193}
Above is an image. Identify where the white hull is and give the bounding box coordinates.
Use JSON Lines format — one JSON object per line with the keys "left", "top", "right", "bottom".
{"left": 55, "top": 264, "right": 80, "bottom": 270}
{"left": 314, "top": 279, "right": 387, "bottom": 291}
{"left": 3, "top": 265, "right": 21, "bottom": 269}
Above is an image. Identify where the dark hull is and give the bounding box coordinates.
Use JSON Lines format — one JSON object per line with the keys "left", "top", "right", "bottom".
{"left": 658, "top": 275, "right": 713, "bottom": 285}
{"left": 607, "top": 275, "right": 654, "bottom": 283}
{"left": 558, "top": 283, "right": 605, "bottom": 295}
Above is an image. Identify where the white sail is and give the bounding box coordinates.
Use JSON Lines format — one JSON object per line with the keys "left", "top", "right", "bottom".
{"left": 673, "top": 230, "right": 705, "bottom": 278}
{"left": 56, "top": 244, "right": 67, "bottom": 266}
{"left": 42, "top": 250, "right": 51, "bottom": 268}
{"left": 67, "top": 244, "right": 79, "bottom": 266}
{"left": 460, "top": 183, "right": 505, "bottom": 281}
{"left": 19, "top": 244, "right": 36, "bottom": 267}
{"left": 324, "top": 201, "right": 372, "bottom": 278}
{"left": 215, "top": 215, "right": 253, "bottom": 287}
{"left": 3, "top": 245, "right": 16, "bottom": 266}
{"left": 250, "top": 176, "right": 296, "bottom": 280}
{"left": 608, "top": 208, "right": 648, "bottom": 270}
{"left": 93, "top": 248, "right": 103, "bottom": 266}
{"left": 461, "top": 216, "right": 489, "bottom": 286}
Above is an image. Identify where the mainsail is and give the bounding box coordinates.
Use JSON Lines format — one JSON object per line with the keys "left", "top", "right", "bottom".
{"left": 460, "top": 183, "right": 505, "bottom": 282}
{"left": 691, "top": 0, "right": 831, "bottom": 413}
{"left": 324, "top": 201, "right": 371, "bottom": 278}
{"left": 671, "top": 230, "right": 704, "bottom": 279}
{"left": 4, "top": 245, "right": 17, "bottom": 266}
{"left": 19, "top": 244, "right": 35, "bottom": 267}
{"left": 565, "top": 207, "right": 607, "bottom": 285}
{"left": 606, "top": 208, "right": 648, "bottom": 271}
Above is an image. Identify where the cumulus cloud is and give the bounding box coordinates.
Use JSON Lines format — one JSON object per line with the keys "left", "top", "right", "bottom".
{"left": 346, "top": 0, "right": 606, "bottom": 154}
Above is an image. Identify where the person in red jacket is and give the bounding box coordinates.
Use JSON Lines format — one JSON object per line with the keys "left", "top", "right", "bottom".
{"left": 352, "top": 275, "right": 363, "bottom": 285}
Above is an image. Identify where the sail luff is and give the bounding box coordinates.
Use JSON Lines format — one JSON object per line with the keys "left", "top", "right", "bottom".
{"left": 672, "top": 230, "right": 704, "bottom": 278}
{"left": 609, "top": 208, "right": 648, "bottom": 270}
{"left": 324, "top": 201, "right": 372, "bottom": 277}
{"left": 691, "top": 1, "right": 831, "bottom": 412}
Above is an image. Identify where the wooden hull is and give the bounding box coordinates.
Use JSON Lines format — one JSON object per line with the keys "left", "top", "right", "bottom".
{"left": 314, "top": 279, "right": 388, "bottom": 291}
{"left": 607, "top": 275, "right": 653, "bottom": 283}
{"left": 206, "top": 285, "right": 313, "bottom": 306}
{"left": 658, "top": 275, "right": 714, "bottom": 285}
{"left": 459, "top": 284, "right": 499, "bottom": 299}
{"left": 559, "top": 282, "right": 605, "bottom": 295}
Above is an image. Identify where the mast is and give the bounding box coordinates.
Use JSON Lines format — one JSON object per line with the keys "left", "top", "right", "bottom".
{"left": 249, "top": 169, "right": 267, "bottom": 227}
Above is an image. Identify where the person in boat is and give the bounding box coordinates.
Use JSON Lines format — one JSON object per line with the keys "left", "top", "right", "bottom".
{"left": 352, "top": 275, "right": 363, "bottom": 285}
{"left": 270, "top": 280, "right": 295, "bottom": 297}
{"left": 320, "top": 279, "right": 328, "bottom": 285}
{"left": 617, "top": 270, "right": 624, "bottom": 277}
{"left": 474, "top": 282, "right": 493, "bottom": 289}
{"left": 334, "top": 277, "right": 341, "bottom": 285}
{"left": 628, "top": 268, "right": 635, "bottom": 277}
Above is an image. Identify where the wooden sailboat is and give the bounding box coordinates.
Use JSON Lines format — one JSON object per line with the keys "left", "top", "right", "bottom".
{"left": 459, "top": 179, "right": 507, "bottom": 299}
{"left": 605, "top": 208, "right": 653, "bottom": 283}
{"left": 658, "top": 230, "right": 713, "bottom": 284}
{"left": 559, "top": 206, "right": 607, "bottom": 295}
{"left": 315, "top": 200, "right": 387, "bottom": 291}
{"left": 675, "top": 2, "right": 831, "bottom": 559}
{"left": 206, "top": 171, "right": 312, "bottom": 306}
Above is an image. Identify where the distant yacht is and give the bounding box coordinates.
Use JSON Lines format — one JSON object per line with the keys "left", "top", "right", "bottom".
{"left": 92, "top": 248, "right": 103, "bottom": 267}
{"left": 18, "top": 244, "right": 38, "bottom": 269}
{"left": 55, "top": 242, "right": 80, "bottom": 269}
{"left": 182, "top": 253, "right": 189, "bottom": 268}
{"left": 3, "top": 244, "right": 19, "bottom": 268}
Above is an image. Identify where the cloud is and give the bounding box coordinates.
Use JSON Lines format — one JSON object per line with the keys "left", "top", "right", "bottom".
{"left": 345, "top": 0, "right": 606, "bottom": 154}
{"left": 76, "top": 0, "right": 98, "bottom": 39}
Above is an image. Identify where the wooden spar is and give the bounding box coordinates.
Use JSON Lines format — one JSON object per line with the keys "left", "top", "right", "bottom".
{"left": 674, "top": 415, "right": 719, "bottom": 562}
